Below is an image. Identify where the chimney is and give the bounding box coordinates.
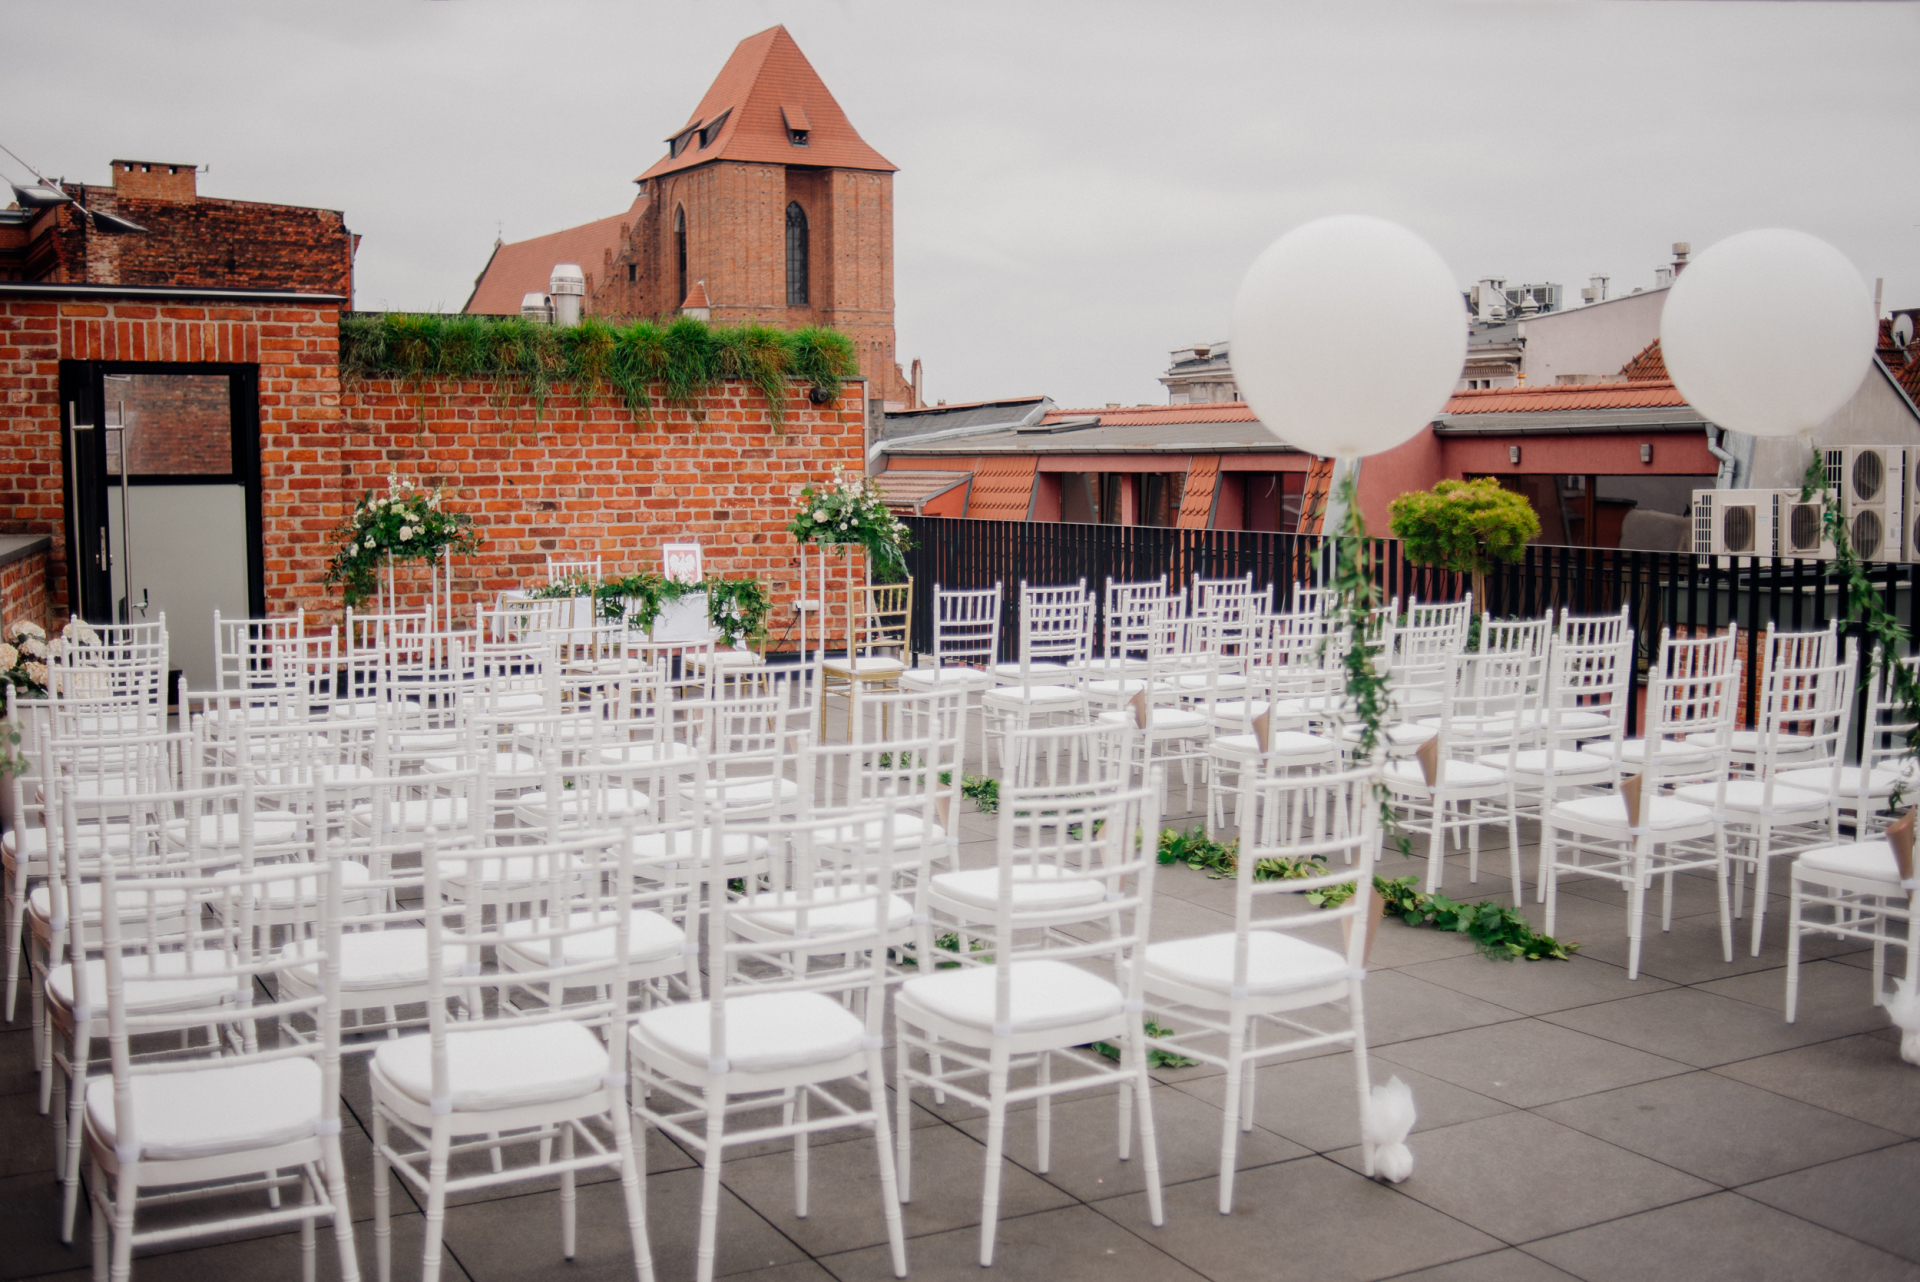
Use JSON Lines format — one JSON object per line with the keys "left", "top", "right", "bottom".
{"left": 1654, "top": 266, "right": 1674, "bottom": 289}
{"left": 1671, "top": 242, "right": 1690, "bottom": 278}
{"left": 110, "top": 160, "right": 197, "bottom": 202}
{"left": 1588, "top": 273, "right": 1609, "bottom": 303}
{"left": 549, "top": 263, "right": 585, "bottom": 327}
{"left": 521, "top": 292, "right": 552, "bottom": 323}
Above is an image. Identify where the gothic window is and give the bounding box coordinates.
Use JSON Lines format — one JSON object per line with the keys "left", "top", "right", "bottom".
{"left": 785, "top": 202, "right": 809, "bottom": 307}
{"left": 674, "top": 206, "right": 687, "bottom": 306}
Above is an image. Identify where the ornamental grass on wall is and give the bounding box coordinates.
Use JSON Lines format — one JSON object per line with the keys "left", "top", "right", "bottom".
{"left": 337, "top": 312, "right": 859, "bottom": 428}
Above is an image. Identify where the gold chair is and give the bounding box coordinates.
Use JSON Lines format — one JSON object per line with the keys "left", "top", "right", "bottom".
{"left": 820, "top": 582, "right": 913, "bottom": 741}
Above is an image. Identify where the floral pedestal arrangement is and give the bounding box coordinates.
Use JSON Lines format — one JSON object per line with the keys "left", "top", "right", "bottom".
{"left": 322, "top": 474, "right": 483, "bottom": 621}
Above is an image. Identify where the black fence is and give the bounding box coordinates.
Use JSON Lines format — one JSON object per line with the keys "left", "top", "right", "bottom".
{"left": 900, "top": 515, "right": 1919, "bottom": 738}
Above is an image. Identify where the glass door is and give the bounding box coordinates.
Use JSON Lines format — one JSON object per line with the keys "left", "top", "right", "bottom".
{"left": 62, "top": 361, "right": 263, "bottom": 691}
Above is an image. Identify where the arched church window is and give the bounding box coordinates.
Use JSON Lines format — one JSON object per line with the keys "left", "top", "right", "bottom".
{"left": 674, "top": 206, "right": 687, "bottom": 306}
{"left": 785, "top": 202, "right": 809, "bottom": 307}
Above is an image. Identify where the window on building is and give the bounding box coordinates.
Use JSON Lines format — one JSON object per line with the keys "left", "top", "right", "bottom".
{"left": 789, "top": 128, "right": 810, "bottom": 146}
{"left": 785, "top": 202, "right": 809, "bottom": 307}
{"left": 699, "top": 109, "right": 731, "bottom": 150}
{"left": 1241, "top": 472, "right": 1306, "bottom": 533}
{"left": 626, "top": 262, "right": 635, "bottom": 283}
{"left": 674, "top": 206, "right": 687, "bottom": 306}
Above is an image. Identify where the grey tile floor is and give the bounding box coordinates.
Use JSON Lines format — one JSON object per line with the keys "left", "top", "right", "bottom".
{"left": 6, "top": 794, "right": 1918, "bottom": 1282}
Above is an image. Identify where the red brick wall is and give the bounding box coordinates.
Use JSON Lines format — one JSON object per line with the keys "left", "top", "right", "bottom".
{"left": 331, "top": 377, "right": 868, "bottom": 634}
{"left": 0, "top": 295, "right": 343, "bottom": 623}
{"left": 0, "top": 548, "right": 50, "bottom": 636}
{"left": 110, "top": 372, "right": 234, "bottom": 475}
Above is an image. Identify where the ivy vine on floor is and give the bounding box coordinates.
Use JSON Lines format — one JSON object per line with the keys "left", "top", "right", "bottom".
{"left": 1087, "top": 1019, "right": 1199, "bottom": 1070}
{"left": 1156, "top": 824, "right": 1577, "bottom": 962}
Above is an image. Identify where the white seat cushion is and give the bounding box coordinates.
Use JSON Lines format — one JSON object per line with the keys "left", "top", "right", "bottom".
{"left": 49, "top": 952, "right": 236, "bottom": 1016}
{"left": 498, "top": 908, "right": 687, "bottom": 967}
{"left": 983, "top": 685, "right": 1083, "bottom": 707}
{"left": 1209, "top": 700, "right": 1269, "bottom": 723}
{"left": 1338, "top": 722, "right": 1437, "bottom": 748}
{"left": 990, "top": 662, "right": 1066, "bottom": 680}
{"left": 1383, "top": 757, "right": 1508, "bottom": 788}
{"left": 278, "top": 929, "right": 465, "bottom": 992}
{"left": 1094, "top": 707, "right": 1208, "bottom": 733}
{"left": 901, "top": 959, "right": 1123, "bottom": 1034}
{"left": 437, "top": 851, "right": 586, "bottom": 886}
{"left": 376, "top": 1020, "right": 610, "bottom": 1113}
{"left": 390, "top": 729, "right": 463, "bottom": 755}
{"left": 486, "top": 691, "right": 549, "bottom": 715}
{"left": 29, "top": 882, "right": 190, "bottom": 922}
{"left": 1145, "top": 929, "right": 1350, "bottom": 998}
{"left": 87, "top": 1057, "right": 325, "bottom": 1162}
{"left": 931, "top": 864, "right": 1106, "bottom": 912}
{"left": 350, "top": 796, "right": 472, "bottom": 831}
{"left": 421, "top": 751, "right": 542, "bottom": 778}
{"left": 1779, "top": 764, "right": 1913, "bottom": 798}
{"left": 164, "top": 813, "right": 301, "bottom": 849}
{"left": 1673, "top": 778, "right": 1829, "bottom": 815}
{"left": 824, "top": 656, "right": 906, "bottom": 677}
{"left": 1502, "top": 748, "right": 1615, "bottom": 777}
{"left": 1211, "top": 731, "right": 1337, "bottom": 759}
{"left": 5, "top": 822, "right": 133, "bottom": 862}
{"left": 634, "top": 990, "right": 866, "bottom": 1074}
{"left": 1685, "top": 730, "right": 1815, "bottom": 757}
{"left": 230, "top": 859, "right": 372, "bottom": 908}
{"left": 733, "top": 885, "right": 914, "bottom": 937}
{"left": 1615, "top": 738, "right": 1714, "bottom": 766}
{"left": 515, "top": 787, "right": 655, "bottom": 821}
{"left": 820, "top": 811, "right": 946, "bottom": 849}
{"left": 1085, "top": 679, "right": 1158, "bottom": 698}
{"left": 254, "top": 762, "right": 376, "bottom": 789}
{"left": 1796, "top": 840, "right": 1904, "bottom": 884}
{"left": 900, "top": 667, "right": 990, "bottom": 690}
{"left": 1549, "top": 793, "right": 1714, "bottom": 832}
{"left": 683, "top": 776, "right": 802, "bottom": 808}
{"left": 635, "top": 828, "right": 768, "bottom": 869}
{"left": 598, "top": 740, "right": 698, "bottom": 766}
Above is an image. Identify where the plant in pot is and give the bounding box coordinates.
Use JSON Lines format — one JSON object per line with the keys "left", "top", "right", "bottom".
{"left": 321, "top": 474, "right": 483, "bottom": 607}
{"left": 1388, "top": 477, "right": 1539, "bottom": 612}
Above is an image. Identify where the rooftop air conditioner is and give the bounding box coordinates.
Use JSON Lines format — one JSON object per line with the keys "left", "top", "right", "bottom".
{"left": 1778, "top": 491, "right": 1835, "bottom": 561}
{"left": 1691, "top": 489, "right": 1792, "bottom": 558}
{"left": 1827, "top": 446, "right": 1905, "bottom": 563}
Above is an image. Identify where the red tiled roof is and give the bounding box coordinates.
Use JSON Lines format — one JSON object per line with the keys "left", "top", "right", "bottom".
{"left": 1442, "top": 381, "right": 1686, "bottom": 414}
{"left": 1618, "top": 339, "right": 1668, "bottom": 381}
{"left": 464, "top": 197, "right": 643, "bottom": 315}
{"left": 681, "top": 279, "right": 710, "bottom": 310}
{"left": 1040, "top": 403, "right": 1257, "bottom": 426}
{"left": 636, "top": 26, "right": 895, "bottom": 183}
{"left": 1877, "top": 318, "right": 1920, "bottom": 405}
{"left": 873, "top": 470, "right": 969, "bottom": 510}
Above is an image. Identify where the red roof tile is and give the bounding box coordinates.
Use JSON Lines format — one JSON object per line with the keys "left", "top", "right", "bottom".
{"left": 1877, "top": 318, "right": 1920, "bottom": 405}
{"left": 1618, "top": 339, "right": 1668, "bottom": 381}
{"left": 636, "top": 26, "right": 895, "bottom": 183}
{"left": 1443, "top": 381, "right": 1686, "bottom": 414}
{"left": 464, "top": 198, "right": 642, "bottom": 315}
{"left": 1041, "top": 403, "right": 1258, "bottom": 426}
{"left": 681, "top": 279, "right": 710, "bottom": 310}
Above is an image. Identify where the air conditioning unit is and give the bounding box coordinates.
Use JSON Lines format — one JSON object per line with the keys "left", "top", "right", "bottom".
{"left": 1777, "top": 491, "right": 1835, "bottom": 560}
{"left": 1692, "top": 489, "right": 1793, "bottom": 557}
{"left": 1827, "top": 446, "right": 1906, "bottom": 563}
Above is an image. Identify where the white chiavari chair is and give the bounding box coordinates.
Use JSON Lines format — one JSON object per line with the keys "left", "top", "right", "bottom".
{"left": 900, "top": 582, "right": 1001, "bottom": 779}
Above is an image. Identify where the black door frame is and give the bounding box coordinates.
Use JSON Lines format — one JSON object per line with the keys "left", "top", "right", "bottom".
{"left": 59, "top": 360, "right": 265, "bottom": 623}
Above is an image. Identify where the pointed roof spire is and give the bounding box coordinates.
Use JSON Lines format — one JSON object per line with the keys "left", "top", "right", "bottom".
{"left": 680, "top": 279, "right": 711, "bottom": 318}
{"left": 637, "top": 26, "right": 895, "bottom": 182}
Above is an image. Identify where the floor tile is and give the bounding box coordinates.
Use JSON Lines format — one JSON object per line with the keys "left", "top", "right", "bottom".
{"left": 1376, "top": 1018, "right": 1690, "bottom": 1108}
{"left": 1699, "top": 957, "right": 1896, "bottom": 1035}
{"left": 1324, "top": 1111, "right": 1713, "bottom": 1244}
{"left": 1363, "top": 917, "right": 1488, "bottom": 968}
{"left": 1361, "top": 968, "right": 1524, "bottom": 1046}
{"left": 723, "top": 1117, "right": 1074, "bottom": 1257}
{"left": 1382, "top": 1248, "right": 1579, "bottom": 1281}
{"left": 951, "top": 1082, "right": 1308, "bottom": 1201}
{"left": 0, "top": 1027, "right": 38, "bottom": 1098}
{"left": 1397, "top": 953, "right": 1668, "bottom": 1017}
{"left": 0, "top": 1086, "right": 58, "bottom": 1177}
{"left": 1525, "top": 1190, "right": 1920, "bottom": 1281}
{"left": 1173, "top": 1054, "right": 1512, "bottom": 1155}
{"left": 441, "top": 1170, "right": 801, "bottom": 1281}
{"left": 1536, "top": 1071, "right": 1903, "bottom": 1186}
{"left": 1539, "top": 986, "right": 1875, "bottom": 1069}
{"left": 1713, "top": 1035, "right": 1920, "bottom": 1137}
{"left": 1091, "top": 1155, "right": 1502, "bottom": 1281}
{"left": 1741, "top": 1142, "right": 1920, "bottom": 1263}
{"left": 0, "top": 1169, "right": 92, "bottom": 1281}
{"left": 821, "top": 1203, "right": 1205, "bottom": 1281}
{"left": 1573, "top": 908, "right": 1861, "bottom": 987}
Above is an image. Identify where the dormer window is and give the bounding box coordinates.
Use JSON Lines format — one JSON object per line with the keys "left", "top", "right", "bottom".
{"left": 781, "top": 103, "right": 812, "bottom": 148}
{"left": 666, "top": 123, "right": 701, "bottom": 159}
{"left": 699, "top": 109, "right": 731, "bottom": 149}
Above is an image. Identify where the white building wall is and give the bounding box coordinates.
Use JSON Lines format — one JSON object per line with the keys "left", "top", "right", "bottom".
{"left": 1519, "top": 288, "right": 1669, "bottom": 384}
{"left": 1745, "top": 366, "right": 1920, "bottom": 488}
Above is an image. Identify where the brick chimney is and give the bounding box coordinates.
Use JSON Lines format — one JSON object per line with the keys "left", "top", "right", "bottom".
{"left": 110, "top": 160, "right": 197, "bottom": 202}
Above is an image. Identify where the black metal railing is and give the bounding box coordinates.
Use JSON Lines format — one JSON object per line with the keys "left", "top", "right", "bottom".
{"left": 900, "top": 515, "right": 1918, "bottom": 739}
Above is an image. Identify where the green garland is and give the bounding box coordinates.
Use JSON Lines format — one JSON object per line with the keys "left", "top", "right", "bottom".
{"left": 528, "top": 572, "right": 772, "bottom": 648}
{"left": 338, "top": 312, "right": 859, "bottom": 428}
{"left": 1799, "top": 452, "right": 1920, "bottom": 808}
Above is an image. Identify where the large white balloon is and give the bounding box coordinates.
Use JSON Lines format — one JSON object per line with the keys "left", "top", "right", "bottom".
{"left": 1661, "top": 229, "right": 1876, "bottom": 439}
{"left": 1230, "top": 215, "right": 1465, "bottom": 460}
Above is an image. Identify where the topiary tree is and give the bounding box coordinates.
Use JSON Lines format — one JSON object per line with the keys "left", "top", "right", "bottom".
{"left": 1388, "top": 477, "right": 1540, "bottom": 612}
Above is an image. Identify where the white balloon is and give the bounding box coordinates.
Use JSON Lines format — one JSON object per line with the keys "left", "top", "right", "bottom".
{"left": 1231, "top": 215, "right": 1465, "bottom": 460}
{"left": 1661, "top": 229, "right": 1876, "bottom": 439}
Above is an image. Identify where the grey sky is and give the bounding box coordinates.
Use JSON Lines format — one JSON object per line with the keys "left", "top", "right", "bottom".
{"left": 8, "top": 1, "right": 1918, "bottom": 409}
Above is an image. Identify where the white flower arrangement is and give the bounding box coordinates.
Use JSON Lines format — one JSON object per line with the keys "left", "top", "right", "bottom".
{"left": 322, "top": 473, "right": 482, "bottom": 606}
{"left": 786, "top": 475, "right": 913, "bottom": 582}
{"left": 1, "top": 621, "right": 51, "bottom": 698}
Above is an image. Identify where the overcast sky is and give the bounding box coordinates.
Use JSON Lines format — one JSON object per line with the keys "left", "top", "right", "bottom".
{"left": 8, "top": 1, "right": 1919, "bottom": 408}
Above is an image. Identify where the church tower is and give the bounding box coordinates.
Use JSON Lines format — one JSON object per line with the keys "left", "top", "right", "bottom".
{"left": 608, "top": 27, "right": 910, "bottom": 401}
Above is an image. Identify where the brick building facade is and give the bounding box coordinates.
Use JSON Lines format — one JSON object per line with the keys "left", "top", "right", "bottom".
{"left": 0, "top": 159, "right": 356, "bottom": 295}
{"left": 465, "top": 26, "right": 913, "bottom": 404}
{"left": 1, "top": 285, "right": 865, "bottom": 632}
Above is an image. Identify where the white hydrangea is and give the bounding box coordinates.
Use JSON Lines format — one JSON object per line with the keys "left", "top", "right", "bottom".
{"left": 19, "top": 637, "right": 47, "bottom": 659}
{"left": 0, "top": 643, "right": 16, "bottom": 672}
{"left": 13, "top": 620, "right": 45, "bottom": 640}
{"left": 23, "top": 662, "right": 46, "bottom": 687}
